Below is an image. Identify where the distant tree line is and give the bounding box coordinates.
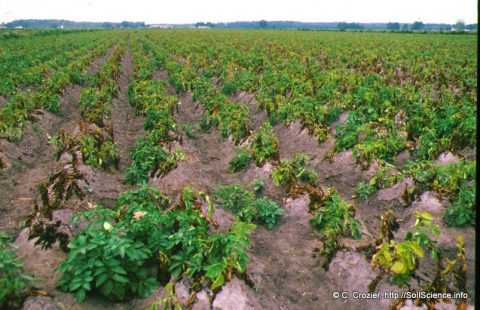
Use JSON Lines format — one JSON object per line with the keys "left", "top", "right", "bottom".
{"left": 4, "top": 19, "right": 145, "bottom": 29}
{"left": 220, "top": 21, "right": 344, "bottom": 29}
{"left": 195, "top": 22, "right": 216, "bottom": 28}
{"left": 386, "top": 22, "right": 400, "bottom": 30}
{"left": 337, "top": 22, "right": 364, "bottom": 30}
{"left": 390, "top": 21, "right": 477, "bottom": 32}
{"left": 120, "top": 21, "right": 145, "bottom": 28}
{"left": 215, "top": 21, "right": 476, "bottom": 31}
{"left": 3, "top": 19, "right": 476, "bottom": 31}
{"left": 259, "top": 20, "right": 268, "bottom": 28}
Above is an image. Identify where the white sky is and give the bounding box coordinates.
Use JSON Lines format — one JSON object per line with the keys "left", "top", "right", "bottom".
{"left": 0, "top": 0, "right": 477, "bottom": 25}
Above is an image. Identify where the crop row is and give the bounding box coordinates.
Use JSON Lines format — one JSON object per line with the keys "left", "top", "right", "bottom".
{"left": 141, "top": 30, "right": 476, "bottom": 227}
{"left": 1, "top": 35, "right": 129, "bottom": 308}
{"left": 0, "top": 30, "right": 113, "bottom": 95}
{"left": 0, "top": 33, "right": 110, "bottom": 96}
{"left": 4, "top": 36, "right": 261, "bottom": 306}
{"left": 142, "top": 35, "right": 253, "bottom": 146}
{"left": 23, "top": 36, "right": 128, "bottom": 236}
{"left": 153, "top": 30, "right": 476, "bottom": 95}
{"left": 141, "top": 30, "right": 366, "bottom": 278}
{"left": 16, "top": 37, "right": 129, "bottom": 300}
{"left": 0, "top": 34, "right": 121, "bottom": 171}
{"left": 0, "top": 30, "right": 474, "bottom": 309}
{"left": 0, "top": 35, "right": 120, "bottom": 144}
{"left": 124, "top": 36, "right": 184, "bottom": 185}
{"left": 135, "top": 30, "right": 472, "bottom": 308}
{"left": 49, "top": 37, "right": 128, "bottom": 171}
{"left": 143, "top": 30, "right": 475, "bottom": 161}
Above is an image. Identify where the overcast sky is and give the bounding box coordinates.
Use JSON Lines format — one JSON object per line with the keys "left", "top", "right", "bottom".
{"left": 0, "top": 0, "right": 477, "bottom": 25}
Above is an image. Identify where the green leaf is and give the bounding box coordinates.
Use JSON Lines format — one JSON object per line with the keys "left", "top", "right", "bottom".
{"left": 93, "top": 267, "right": 106, "bottom": 277}
{"left": 83, "top": 282, "right": 91, "bottom": 291}
{"left": 405, "top": 231, "right": 413, "bottom": 241}
{"left": 419, "top": 212, "right": 434, "bottom": 221}
{"left": 391, "top": 260, "right": 407, "bottom": 274}
{"left": 410, "top": 242, "right": 424, "bottom": 257}
{"left": 211, "top": 273, "right": 225, "bottom": 290}
{"left": 112, "top": 282, "right": 126, "bottom": 300}
{"left": 100, "top": 279, "right": 114, "bottom": 296}
{"left": 69, "top": 281, "right": 82, "bottom": 291}
{"left": 112, "top": 274, "right": 130, "bottom": 283}
{"left": 76, "top": 288, "right": 86, "bottom": 302}
{"left": 206, "top": 264, "right": 224, "bottom": 280}
{"left": 96, "top": 273, "right": 109, "bottom": 287}
{"left": 111, "top": 266, "right": 127, "bottom": 275}
{"left": 106, "top": 259, "right": 121, "bottom": 267}
{"left": 94, "top": 260, "right": 104, "bottom": 267}
{"left": 352, "top": 226, "right": 363, "bottom": 240}
{"left": 169, "top": 266, "right": 182, "bottom": 278}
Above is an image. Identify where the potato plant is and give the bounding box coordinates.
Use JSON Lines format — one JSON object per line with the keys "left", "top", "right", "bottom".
{"left": 125, "top": 37, "right": 185, "bottom": 185}
{"left": 213, "top": 184, "right": 285, "bottom": 229}
{"left": 0, "top": 233, "right": 39, "bottom": 308}
{"left": 0, "top": 36, "right": 117, "bottom": 141}
{"left": 228, "top": 122, "right": 279, "bottom": 172}
{"left": 0, "top": 30, "right": 113, "bottom": 96}
{"left": 56, "top": 185, "right": 256, "bottom": 304}
{"left": 146, "top": 41, "right": 254, "bottom": 146}
{"left": 370, "top": 212, "right": 468, "bottom": 308}
{"left": 270, "top": 153, "right": 319, "bottom": 195}
{"left": 0, "top": 28, "right": 476, "bottom": 309}
{"left": 309, "top": 192, "right": 363, "bottom": 241}
{"left": 370, "top": 212, "right": 441, "bottom": 288}
{"left": 404, "top": 160, "right": 476, "bottom": 225}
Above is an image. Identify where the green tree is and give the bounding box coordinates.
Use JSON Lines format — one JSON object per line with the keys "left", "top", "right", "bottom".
{"left": 455, "top": 20, "right": 466, "bottom": 31}
{"left": 411, "top": 21, "right": 424, "bottom": 31}
{"left": 401, "top": 24, "right": 409, "bottom": 30}
{"left": 121, "top": 21, "right": 138, "bottom": 28}
{"left": 386, "top": 22, "right": 400, "bottom": 30}
{"left": 466, "top": 24, "right": 477, "bottom": 31}
{"left": 259, "top": 20, "right": 268, "bottom": 28}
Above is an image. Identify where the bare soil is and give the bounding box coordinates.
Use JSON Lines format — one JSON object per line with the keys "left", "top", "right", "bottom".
{"left": 0, "top": 44, "right": 475, "bottom": 310}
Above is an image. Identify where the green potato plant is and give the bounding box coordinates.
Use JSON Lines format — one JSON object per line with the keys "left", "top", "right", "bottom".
{"left": 213, "top": 184, "right": 285, "bottom": 229}
{"left": 0, "top": 233, "right": 39, "bottom": 308}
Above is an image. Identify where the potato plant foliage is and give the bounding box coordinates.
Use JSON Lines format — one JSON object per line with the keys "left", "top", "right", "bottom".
{"left": 213, "top": 183, "right": 286, "bottom": 229}
{"left": 0, "top": 233, "right": 39, "bottom": 308}
{"left": 56, "top": 186, "right": 256, "bottom": 303}
{"left": 0, "top": 28, "right": 475, "bottom": 308}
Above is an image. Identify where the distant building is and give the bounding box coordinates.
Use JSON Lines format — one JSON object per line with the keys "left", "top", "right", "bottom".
{"left": 197, "top": 26, "right": 210, "bottom": 29}
{"left": 149, "top": 24, "right": 172, "bottom": 28}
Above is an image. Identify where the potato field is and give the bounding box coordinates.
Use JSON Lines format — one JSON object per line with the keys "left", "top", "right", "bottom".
{"left": 0, "top": 28, "right": 476, "bottom": 310}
